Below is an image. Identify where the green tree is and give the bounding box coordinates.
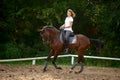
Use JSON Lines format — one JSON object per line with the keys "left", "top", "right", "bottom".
{"left": 0, "top": 0, "right": 120, "bottom": 60}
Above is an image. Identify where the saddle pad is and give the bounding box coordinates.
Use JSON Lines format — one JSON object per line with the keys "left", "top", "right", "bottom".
{"left": 69, "top": 36, "right": 77, "bottom": 44}
{"left": 60, "top": 33, "right": 77, "bottom": 44}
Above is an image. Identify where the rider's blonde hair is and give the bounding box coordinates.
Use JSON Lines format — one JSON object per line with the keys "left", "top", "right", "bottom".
{"left": 67, "top": 9, "right": 76, "bottom": 18}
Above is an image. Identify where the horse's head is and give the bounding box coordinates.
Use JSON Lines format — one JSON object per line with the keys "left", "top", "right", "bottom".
{"left": 38, "top": 26, "right": 59, "bottom": 45}
{"left": 38, "top": 27, "right": 50, "bottom": 45}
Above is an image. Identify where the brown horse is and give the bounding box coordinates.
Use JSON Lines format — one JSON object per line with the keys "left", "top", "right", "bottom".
{"left": 38, "top": 26, "right": 104, "bottom": 73}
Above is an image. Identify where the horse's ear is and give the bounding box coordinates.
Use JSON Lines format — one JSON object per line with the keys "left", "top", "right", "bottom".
{"left": 37, "top": 29, "right": 45, "bottom": 34}
{"left": 37, "top": 29, "right": 41, "bottom": 32}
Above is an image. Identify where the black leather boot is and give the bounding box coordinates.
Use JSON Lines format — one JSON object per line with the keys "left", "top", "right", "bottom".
{"left": 64, "top": 42, "right": 69, "bottom": 53}
{"left": 65, "top": 48, "right": 69, "bottom": 53}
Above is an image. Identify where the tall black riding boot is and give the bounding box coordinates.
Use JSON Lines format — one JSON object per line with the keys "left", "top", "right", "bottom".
{"left": 64, "top": 41, "right": 69, "bottom": 53}
{"left": 64, "top": 30, "right": 71, "bottom": 53}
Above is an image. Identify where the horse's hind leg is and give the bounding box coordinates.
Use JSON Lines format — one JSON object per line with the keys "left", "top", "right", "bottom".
{"left": 77, "top": 59, "right": 84, "bottom": 73}
{"left": 69, "top": 63, "right": 78, "bottom": 73}
{"left": 75, "top": 51, "right": 85, "bottom": 74}
{"left": 69, "top": 56, "right": 84, "bottom": 73}
{"left": 69, "top": 49, "right": 85, "bottom": 73}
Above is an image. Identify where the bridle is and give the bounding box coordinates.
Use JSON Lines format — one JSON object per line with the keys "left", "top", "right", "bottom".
{"left": 40, "top": 26, "right": 59, "bottom": 45}
{"left": 40, "top": 28, "right": 50, "bottom": 45}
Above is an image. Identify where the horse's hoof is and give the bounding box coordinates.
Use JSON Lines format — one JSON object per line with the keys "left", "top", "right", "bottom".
{"left": 69, "top": 70, "right": 73, "bottom": 73}
{"left": 56, "top": 67, "right": 62, "bottom": 70}
{"left": 75, "top": 71, "right": 80, "bottom": 74}
{"left": 74, "top": 71, "right": 82, "bottom": 74}
{"left": 75, "top": 72, "right": 79, "bottom": 74}
{"left": 43, "top": 69, "right": 47, "bottom": 72}
{"left": 69, "top": 69, "right": 73, "bottom": 73}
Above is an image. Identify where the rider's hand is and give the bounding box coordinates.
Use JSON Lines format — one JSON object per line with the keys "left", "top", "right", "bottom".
{"left": 59, "top": 26, "right": 64, "bottom": 30}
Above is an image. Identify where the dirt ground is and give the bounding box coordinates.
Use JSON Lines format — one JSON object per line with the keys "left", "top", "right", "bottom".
{"left": 0, "top": 64, "right": 120, "bottom": 80}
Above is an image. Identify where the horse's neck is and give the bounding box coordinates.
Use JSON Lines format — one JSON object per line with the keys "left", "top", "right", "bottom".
{"left": 49, "top": 30, "right": 60, "bottom": 41}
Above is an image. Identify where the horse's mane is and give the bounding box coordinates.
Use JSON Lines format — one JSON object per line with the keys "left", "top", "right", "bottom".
{"left": 43, "top": 25, "right": 59, "bottom": 32}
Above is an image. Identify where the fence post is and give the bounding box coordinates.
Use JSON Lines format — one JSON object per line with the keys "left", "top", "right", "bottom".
{"left": 71, "top": 56, "right": 74, "bottom": 65}
{"left": 32, "top": 59, "right": 36, "bottom": 65}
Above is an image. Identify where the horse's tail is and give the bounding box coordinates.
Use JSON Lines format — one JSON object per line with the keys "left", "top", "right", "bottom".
{"left": 90, "top": 39, "right": 104, "bottom": 50}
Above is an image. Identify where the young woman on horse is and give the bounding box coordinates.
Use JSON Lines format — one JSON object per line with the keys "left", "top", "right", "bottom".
{"left": 60, "top": 9, "right": 76, "bottom": 53}
{"left": 38, "top": 9, "right": 104, "bottom": 73}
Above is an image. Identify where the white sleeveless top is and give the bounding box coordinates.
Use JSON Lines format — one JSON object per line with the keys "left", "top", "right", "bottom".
{"left": 64, "top": 16, "right": 73, "bottom": 32}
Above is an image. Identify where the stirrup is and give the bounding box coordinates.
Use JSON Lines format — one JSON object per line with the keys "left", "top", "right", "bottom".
{"left": 65, "top": 48, "right": 69, "bottom": 53}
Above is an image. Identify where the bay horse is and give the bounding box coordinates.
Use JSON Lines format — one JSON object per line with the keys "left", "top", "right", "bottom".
{"left": 38, "top": 26, "right": 104, "bottom": 73}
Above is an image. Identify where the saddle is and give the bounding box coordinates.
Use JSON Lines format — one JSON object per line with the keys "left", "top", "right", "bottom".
{"left": 60, "top": 29, "right": 77, "bottom": 44}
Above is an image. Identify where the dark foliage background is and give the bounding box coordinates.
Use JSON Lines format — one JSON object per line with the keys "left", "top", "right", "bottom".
{"left": 0, "top": 0, "right": 120, "bottom": 66}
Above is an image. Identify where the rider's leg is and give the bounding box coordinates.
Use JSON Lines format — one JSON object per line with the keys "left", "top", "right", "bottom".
{"left": 65, "top": 31, "right": 71, "bottom": 53}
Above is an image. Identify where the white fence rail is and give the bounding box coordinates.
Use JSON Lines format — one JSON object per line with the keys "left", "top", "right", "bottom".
{"left": 0, "top": 54, "right": 120, "bottom": 65}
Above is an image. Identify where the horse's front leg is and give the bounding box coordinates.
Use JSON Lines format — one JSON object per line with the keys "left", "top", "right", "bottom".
{"left": 43, "top": 50, "right": 53, "bottom": 72}
{"left": 43, "top": 54, "right": 51, "bottom": 72}
{"left": 52, "top": 54, "right": 62, "bottom": 70}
